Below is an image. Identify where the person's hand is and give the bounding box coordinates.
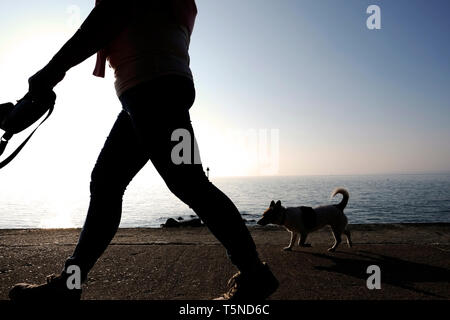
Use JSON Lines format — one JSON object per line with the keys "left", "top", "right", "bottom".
{"left": 28, "top": 64, "right": 65, "bottom": 100}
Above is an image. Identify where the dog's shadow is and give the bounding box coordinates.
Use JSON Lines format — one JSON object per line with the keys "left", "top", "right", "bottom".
{"left": 299, "top": 249, "right": 449, "bottom": 298}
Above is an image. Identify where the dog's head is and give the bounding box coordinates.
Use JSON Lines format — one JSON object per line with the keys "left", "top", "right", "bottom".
{"left": 257, "top": 200, "right": 285, "bottom": 226}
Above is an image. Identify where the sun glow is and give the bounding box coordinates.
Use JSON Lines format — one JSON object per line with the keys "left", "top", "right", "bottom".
{"left": 193, "top": 118, "right": 279, "bottom": 177}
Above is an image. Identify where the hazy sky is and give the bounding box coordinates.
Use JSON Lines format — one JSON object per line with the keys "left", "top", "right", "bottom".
{"left": 0, "top": 0, "right": 449, "bottom": 187}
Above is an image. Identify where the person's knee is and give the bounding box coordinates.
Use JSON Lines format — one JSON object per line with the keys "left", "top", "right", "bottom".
{"left": 164, "top": 169, "right": 210, "bottom": 206}
{"left": 90, "top": 167, "right": 126, "bottom": 198}
{"left": 166, "top": 179, "right": 204, "bottom": 205}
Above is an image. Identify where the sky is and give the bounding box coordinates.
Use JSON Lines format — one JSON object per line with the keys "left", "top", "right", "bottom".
{"left": 0, "top": 0, "right": 449, "bottom": 193}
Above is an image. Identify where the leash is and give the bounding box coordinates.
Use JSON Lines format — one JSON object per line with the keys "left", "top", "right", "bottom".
{"left": 0, "top": 104, "right": 54, "bottom": 170}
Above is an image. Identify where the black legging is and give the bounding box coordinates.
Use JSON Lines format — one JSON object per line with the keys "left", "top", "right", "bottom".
{"left": 64, "top": 75, "right": 260, "bottom": 281}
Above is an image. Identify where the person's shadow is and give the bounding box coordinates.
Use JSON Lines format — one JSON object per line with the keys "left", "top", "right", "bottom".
{"left": 300, "top": 249, "right": 450, "bottom": 298}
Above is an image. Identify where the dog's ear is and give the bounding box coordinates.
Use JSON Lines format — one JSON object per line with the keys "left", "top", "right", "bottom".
{"left": 275, "top": 200, "right": 281, "bottom": 207}
{"left": 270, "top": 200, "right": 275, "bottom": 207}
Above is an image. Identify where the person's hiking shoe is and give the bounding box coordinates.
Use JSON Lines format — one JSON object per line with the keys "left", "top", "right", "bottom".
{"left": 215, "top": 262, "right": 278, "bottom": 300}
{"left": 9, "top": 273, "right": 81, "bottom": 302}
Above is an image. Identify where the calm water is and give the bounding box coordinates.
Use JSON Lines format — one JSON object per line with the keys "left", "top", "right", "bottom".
{"left": 0, "top": 174, "right": 449, "bottom": 229}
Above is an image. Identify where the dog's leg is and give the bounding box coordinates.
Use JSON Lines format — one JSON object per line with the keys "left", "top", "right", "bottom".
{"left": 344, "top": 229, "right": 352, "bottom": 248}
{"left": 328, "top": 228, "right": 342, "bottom": 252}
{"left": 299, "top": 233, "right": 312, "bottom": 247}
{"left": 284, "top": 232, "right": 298, "bottom": 251}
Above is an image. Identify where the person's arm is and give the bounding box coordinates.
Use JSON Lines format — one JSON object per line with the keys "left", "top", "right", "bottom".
{"left": 29, "top": 0, "right": 136, "bottom": 95}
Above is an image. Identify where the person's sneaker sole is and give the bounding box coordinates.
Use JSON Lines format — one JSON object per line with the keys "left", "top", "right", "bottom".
{"left": 214, "top": 262, "right": 279, "bottom": 300}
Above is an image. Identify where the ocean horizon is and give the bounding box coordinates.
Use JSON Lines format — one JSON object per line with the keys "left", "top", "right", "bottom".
{"left": 0, "top": 173, "right": 449, "bottom": 229}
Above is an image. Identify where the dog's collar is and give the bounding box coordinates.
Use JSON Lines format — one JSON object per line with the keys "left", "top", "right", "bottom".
{"left": 280, "top": 207, "right": 287, "bottom": 225}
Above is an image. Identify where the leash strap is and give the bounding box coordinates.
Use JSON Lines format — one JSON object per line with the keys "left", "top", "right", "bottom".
{"left": 0, "top": 105, "right": 54, "bottom": 169}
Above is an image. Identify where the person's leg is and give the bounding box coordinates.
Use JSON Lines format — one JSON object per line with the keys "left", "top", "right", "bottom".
{"left": 64, "top": 110, "right": 151, "bottom": 281}
{"left": 119, "top": 76, "right": 262, "bottom": 273}
{"left": 9, "top": 110, "right": 151, "bottom": 301}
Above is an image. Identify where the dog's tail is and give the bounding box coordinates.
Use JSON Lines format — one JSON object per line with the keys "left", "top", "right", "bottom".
{"left": 331, "top": 188, "right": 349, "bottom": 210}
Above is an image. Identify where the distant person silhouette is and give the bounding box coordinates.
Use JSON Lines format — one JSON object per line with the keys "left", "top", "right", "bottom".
{"left": 9, "top": 0, "right": 278, "bottom": 301}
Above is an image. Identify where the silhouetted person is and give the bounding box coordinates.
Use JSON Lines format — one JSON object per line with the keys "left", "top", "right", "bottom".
{"left": 9, "top": 0, "right": 278, "bottom": 301}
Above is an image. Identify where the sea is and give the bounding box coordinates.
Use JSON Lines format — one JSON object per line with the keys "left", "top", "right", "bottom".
{"left": 0, "top": 174, "right": 449, "bottom": 229}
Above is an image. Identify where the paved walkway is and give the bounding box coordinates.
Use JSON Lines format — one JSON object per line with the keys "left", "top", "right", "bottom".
{"left": 0, "top": 224, "right": 449, "bottom": 300}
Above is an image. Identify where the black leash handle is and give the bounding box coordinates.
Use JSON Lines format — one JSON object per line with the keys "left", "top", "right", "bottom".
{"left": 0, "top": 105, "right": 54, "bottom": 169}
